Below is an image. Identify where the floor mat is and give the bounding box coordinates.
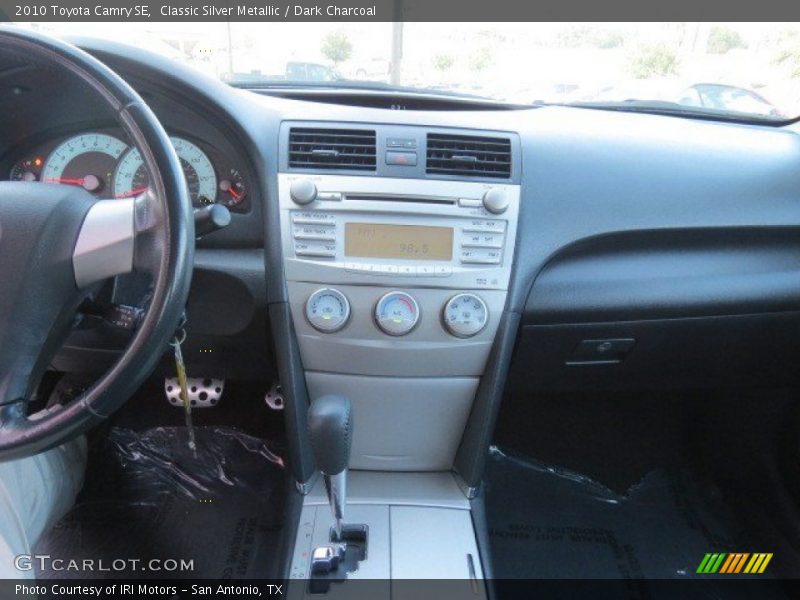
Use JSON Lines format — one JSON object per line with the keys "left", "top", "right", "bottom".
{"left": 486, "top": 446, "right": 790, "bottom": 596}
{"left": 35, "top": 426, "right": 287, "bottom": 579}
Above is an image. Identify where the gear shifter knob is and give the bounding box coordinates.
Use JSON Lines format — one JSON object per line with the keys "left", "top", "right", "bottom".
{"left": 308, "top": 395, "right": 352, "bottom": 540}
{"left": 308, "top": 395, "right": 352, "bottom": 476}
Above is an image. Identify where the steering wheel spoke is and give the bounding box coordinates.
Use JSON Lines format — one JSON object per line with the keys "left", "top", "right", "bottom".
{"left": 72, "top": 189, "right": 165, "bottom": 287}
{"left": 73, "top": 197, "right": 136, "bottom": 288}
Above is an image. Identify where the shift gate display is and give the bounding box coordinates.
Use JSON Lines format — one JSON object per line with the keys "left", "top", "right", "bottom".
{"left": 345, "top": 223, "right": 453, "bottom": 261}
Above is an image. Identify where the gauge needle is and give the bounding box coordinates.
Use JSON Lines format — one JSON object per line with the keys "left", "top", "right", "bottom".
{"left": 45, "top": 175, "right": 101, "bottom": 192}
{"left": 228, "top": 186, "right": 241, "bottom": 200}
{"left": 115, "top": 186, "right": 149, "bottom": 199}
{"left": 45, "top": 177, "right": 84, "bottom": 185}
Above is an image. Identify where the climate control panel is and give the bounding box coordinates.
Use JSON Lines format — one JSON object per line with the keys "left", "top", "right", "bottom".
{"left": 304, "top": 287, "right": 490, "bottom": 340}
{"left": 290, "top": 282, "right": 504, "bottom": 377}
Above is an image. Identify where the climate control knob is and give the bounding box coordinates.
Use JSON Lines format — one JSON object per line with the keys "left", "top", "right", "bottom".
{"left": 306, "top": 288, "right": 350, "bottom": 333}
{"left": 290, "top": 179, "right": 318, "bottom": 205}
{"left": 482, "top": 188, "right": 509, "bottom": 214}
{"left": 443, "top": 293, "right": 489, "bottom": 338}
{"left": 375, "top": 291, "right": 420, "bottom": 336}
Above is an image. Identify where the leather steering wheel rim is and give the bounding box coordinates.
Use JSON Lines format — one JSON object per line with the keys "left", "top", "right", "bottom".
{"left": 0, "top": 28, "right": 194, "bottom": 460}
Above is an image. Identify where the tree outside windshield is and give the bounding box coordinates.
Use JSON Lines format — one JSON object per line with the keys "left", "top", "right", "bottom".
{"left": 17, "top": 22, "right": 800, "bottom": 119}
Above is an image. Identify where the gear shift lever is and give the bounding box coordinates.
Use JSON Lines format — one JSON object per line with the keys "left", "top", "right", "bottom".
{"left": 308, "top": 395, "right": 352, "bottom": 540}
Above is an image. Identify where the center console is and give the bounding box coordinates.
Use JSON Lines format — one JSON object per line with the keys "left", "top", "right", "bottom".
{"left": 280, "top": 122, "right": 520, "bottom": 593}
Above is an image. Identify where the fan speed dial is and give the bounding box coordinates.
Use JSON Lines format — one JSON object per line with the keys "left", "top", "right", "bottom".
{"left": 306, "top": 288, "right": 350, "bottom": 333}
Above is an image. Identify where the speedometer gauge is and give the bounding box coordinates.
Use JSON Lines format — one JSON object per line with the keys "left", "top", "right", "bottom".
{"left": 42, "top": 133, "right": 127, "bottom": 195}
{"left": 114, "top": 136, "right": 217, "bottom": 206}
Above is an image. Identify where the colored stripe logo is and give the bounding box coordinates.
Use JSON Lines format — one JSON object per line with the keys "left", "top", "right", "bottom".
{"left": 697, "top": 552, "right": 772, "bottom": 574}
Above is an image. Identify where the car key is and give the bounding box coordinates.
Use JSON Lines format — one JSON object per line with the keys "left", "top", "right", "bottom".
{"left": 171, "top": 328, "right": 197, "bottom": 453}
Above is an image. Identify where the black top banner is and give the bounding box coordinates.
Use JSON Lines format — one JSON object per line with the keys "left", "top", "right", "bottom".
{"left": 1, "top": 0, "right": 800, "bottom": 22}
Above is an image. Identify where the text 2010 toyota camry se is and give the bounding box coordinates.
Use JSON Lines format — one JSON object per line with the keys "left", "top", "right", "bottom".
{"left": 1, "top": 19, "right": 800, "bottom": 600}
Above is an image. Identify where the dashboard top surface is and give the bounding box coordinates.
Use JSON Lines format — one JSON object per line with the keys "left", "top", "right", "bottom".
{"left": 5, "top": 36, "right": 800, "bottom": 315}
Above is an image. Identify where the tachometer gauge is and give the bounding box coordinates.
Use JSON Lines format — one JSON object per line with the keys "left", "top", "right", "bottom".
{"left": 42, "top": 133, "right": 127, "bottom": 195}
{"left": 114, "top": 136, "right": 217, "bottom": 206}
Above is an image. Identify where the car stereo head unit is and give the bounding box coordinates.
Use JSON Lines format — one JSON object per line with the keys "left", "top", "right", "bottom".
{"left": 279, "top": 173, "right": 519, "bottom": 291}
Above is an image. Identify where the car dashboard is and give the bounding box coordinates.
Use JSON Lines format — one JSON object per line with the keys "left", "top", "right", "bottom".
{"left": 4, "top": 34, "right": 800, "bottom": 587}
{"left": 2, "top": 37, "right": 800, "bottom": 390}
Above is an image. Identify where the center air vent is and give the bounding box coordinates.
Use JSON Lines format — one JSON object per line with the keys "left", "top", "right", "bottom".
{"left": 289, "top": 128, "right": 376, "bottom": 171}
{"left": 426, "top": 133, "right": 511, "bottom": 179}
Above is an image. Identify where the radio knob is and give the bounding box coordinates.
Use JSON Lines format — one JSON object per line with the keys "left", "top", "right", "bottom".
{"left": 290, "top": 179, "right": 318, "bottom": 205}
{"left": 482, "top": 188, "right": 509, "bottom": 214}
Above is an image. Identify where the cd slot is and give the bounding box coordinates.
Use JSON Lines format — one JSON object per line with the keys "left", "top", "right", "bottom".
{"left": 344, "top": 193, "right": 456, "bottom": 205}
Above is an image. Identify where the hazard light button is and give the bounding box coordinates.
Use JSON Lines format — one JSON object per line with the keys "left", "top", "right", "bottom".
{"left": 385, "top": 151, "right": 417, "bottom": 166}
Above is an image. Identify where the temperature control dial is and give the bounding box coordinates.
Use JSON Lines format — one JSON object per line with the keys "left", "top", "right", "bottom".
{"left": 375, "top": 291, "right": 420, "bottom": 336}
{"left": 306, "top": 288, "right": 350, "bottom": 333}
{"left": 443, "top": 293, "right": 489, "bottom": 338}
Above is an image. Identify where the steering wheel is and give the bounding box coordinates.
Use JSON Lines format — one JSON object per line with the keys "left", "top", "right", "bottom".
{"left": 0, "top": 28, "right": 194, "bottom": 460}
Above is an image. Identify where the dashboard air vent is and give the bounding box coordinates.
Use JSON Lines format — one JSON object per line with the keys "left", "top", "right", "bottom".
{"left": 289, "top": 128, "right": 376, "bottom": 171}
{"left": 426, "top": 133, "right": 511, "bottom": 179}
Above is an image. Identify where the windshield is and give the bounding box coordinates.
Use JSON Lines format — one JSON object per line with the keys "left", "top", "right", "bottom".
{"left": 16, "top": 22, "right": 800, "bottom": 120}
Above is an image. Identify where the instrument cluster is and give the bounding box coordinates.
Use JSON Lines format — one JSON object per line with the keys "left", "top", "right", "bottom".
{"left": 8, "top": 130, "right": 249, "bottom": 211}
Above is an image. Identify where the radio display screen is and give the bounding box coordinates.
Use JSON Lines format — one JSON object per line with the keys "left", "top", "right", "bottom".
{"left": 345, "top": 223, "right": 453, "bottom": 261}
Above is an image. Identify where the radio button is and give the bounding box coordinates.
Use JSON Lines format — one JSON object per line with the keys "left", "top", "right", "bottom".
{"left": 462, "top": 257, "right": 501, "bottom": 265}
{"left": 296, "top": 248, "right": 336, "bottom": 259}
{"left": 399, "top": 265, "right": 415, "bottom": 276}
{"left": 462, "top": 220, "right": 505, "bottom": 233}
{"left": 317, "top": 192, "right": 342, "bottom": 201}
{"left": 292, "top": 214, "right": 335, "bottom": 225}
{"left": 294, "top": 224, "right": 334, "bottom": 234}
{"left": 434, "top": 266, "right": 452, "bottom": 277}
{"left": 460, "top": 248, "right": 502, "bottom": 264}
{"left": 417, "top": 265, "right": 434, "bottom": 276}
{"left": 294, "top": 231, "right": 336, "bottom": 242}
{"left": 458, "top": 198, "right": 483, "bottom": 208}
{"left": 462, "top": 232, "right": 504, "bottom": 248}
